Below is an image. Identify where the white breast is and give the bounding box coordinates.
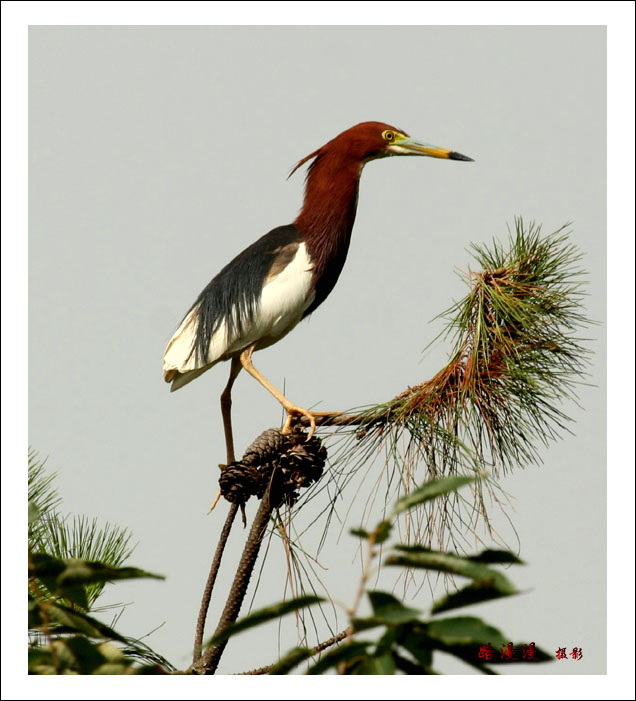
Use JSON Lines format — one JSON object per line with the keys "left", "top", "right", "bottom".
{"left": 253, "top": 241, "right": 315, "bottom": 348}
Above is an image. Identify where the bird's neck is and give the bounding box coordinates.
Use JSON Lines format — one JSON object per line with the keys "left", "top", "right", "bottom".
{"left": 294, "top": 156, "right": 361, "bottom": 310}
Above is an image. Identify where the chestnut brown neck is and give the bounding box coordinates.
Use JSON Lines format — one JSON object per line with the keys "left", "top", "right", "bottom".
{"left": 294, "top": 153, "right": 363, "bottom": 315}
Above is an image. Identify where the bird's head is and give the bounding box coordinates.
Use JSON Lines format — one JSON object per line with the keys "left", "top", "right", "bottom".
{"left": 290, "top": 121, "right": 473, "bottom": 177}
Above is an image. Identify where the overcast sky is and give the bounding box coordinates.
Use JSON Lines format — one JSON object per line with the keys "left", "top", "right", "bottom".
{"left": 11, "top": 12, "right": 627, "bottom": 692}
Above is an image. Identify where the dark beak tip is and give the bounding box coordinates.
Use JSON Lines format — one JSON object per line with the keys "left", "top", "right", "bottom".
{"left": 449, "top": 151, "right": 474, "bottom": 162}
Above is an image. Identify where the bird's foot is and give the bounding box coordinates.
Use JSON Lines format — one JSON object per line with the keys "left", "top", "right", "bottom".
{"left": 282, "top": 408, "right": 343, "bottom": 439}
{"left": 282, "top": 406, "right": 317, "bottom": 439}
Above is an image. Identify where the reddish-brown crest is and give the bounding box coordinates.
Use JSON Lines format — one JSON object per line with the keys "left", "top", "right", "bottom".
{"left": 289, "top": 121, "right": 407, "bottom": 179}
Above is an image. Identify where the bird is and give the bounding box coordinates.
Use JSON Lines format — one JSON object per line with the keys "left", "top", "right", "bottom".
{"left": 163, "top": 121, "right": 473, "bottom": 464}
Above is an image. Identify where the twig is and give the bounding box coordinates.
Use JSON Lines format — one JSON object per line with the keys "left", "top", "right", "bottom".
{"left": 299, "top": 411, "right": 376, "bottom": 428}
{"left": 347, "top": 531, "right": 377, "bottom": 625}
{"left": 192, "top": 502, "right": 239, "bottom": 663}
{"left": 239, "top": 628, "right": 352, "bottom": 675}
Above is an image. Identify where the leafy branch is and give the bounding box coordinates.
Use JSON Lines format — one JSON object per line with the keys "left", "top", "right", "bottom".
{"left": 298, "top": 219, "right": 591, "bottom": 553}
{"left": 207, "top": 476, "right": 552, "bottom": 674}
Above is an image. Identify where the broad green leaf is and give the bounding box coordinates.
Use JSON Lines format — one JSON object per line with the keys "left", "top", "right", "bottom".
{"left": 44, "top": 600, "right": 126, "bottom": 642}
{"left": 58, "top": 636, "right": 107, "bottom": 674}
{"left": 351, "top": 653, "right": 396, "bottom": 675}
{"left": 56, "top": 560, "right": 164, "bottom": 589}
{"left": 386, "top": 548, "right": 516, "bottom": 594}
{"left": 431, "top": 581, "right": 519, "bottom": 614}
{"left": 350, "top": 617, "right": 383, "bottom": 634}
{"left": 427, "top": 616, "right": 507, "bottom": 646}
{"left": 367, "top": 591, "right": 421, "bottom": 625}
{"left": 204, "top": 595, "right": 323, "bottom": 648}
{"left": 58, "top": 585, "right": 89, "bottom": 611}
{"left": 268, "top": 647, "right": 313, "bottom": 675}
{"left": 467, "top": 550, "right": 524, "bottom": 565}
{"left": 29, "top": 553, "right": 163, "bottom": 599}
{"left": 391, "top": 476, "right": 475, "bottom": 516}
{"left": 401, "top": 629, "right": 433, "bottom": 667}
{"left": 375, "top": 624, "right": 403, "bottom": 656}
{"left": 416, "top": 617, "right": 551, "bottom": 667}
{"left": 306, "top": 641, "right": 369, "bottom": 675}
{"left": 392, "top": 652, "right": 437, "bottom": 675}
{"left": 350, "top": 528, "right": 369, "bottom": 539}
{"left": 29, "top": 552, "right": 66, "bottom": 577}
{"left": 374, "top": 520, "right": 392, "bottom": 544}
{"left": 29, "top": 552, "right": 66, "bottom": 594}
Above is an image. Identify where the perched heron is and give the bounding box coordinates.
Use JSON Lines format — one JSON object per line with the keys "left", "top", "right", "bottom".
{"left": 163, "top": 121, "right": 472, "bottom": 463}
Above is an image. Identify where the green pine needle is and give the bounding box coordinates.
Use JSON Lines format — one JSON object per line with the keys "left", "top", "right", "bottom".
{"left": 316, "top": 219, "right": 592, "bottom": 552}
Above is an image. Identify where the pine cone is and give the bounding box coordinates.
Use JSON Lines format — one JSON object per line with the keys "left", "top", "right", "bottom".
{"left": 242, "top": 428, "right": 290, "bottom": 467}
{"left": 219, "top": 462, "right": 259, "bottom": 504}
{"left": 221, "top": 426, "right": 328, "bottom": 507}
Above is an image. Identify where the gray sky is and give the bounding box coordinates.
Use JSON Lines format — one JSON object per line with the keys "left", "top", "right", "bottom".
{"left": 24, "top": 22, "right": 610, "bottom": 682}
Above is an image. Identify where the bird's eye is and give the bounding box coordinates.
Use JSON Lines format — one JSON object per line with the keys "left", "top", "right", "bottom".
{"left": 382, "top": 130, "right": 395, "bottom": 142}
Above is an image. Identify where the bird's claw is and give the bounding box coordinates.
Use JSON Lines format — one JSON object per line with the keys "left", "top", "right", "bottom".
{"left": 283, "top": 407, "right": 317, "bottom": 440}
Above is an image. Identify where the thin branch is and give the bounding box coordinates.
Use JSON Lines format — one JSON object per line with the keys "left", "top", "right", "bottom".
{"left": 189, "top": 478, "right": 277, "bottom": 675}
{"left": 239, "top": 628, "right": 352, "bottom": 675}
{"left": 192, "top": 502, "right": 239, "bottom": 663}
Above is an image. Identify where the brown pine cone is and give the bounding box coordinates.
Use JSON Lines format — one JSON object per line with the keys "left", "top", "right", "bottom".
{"left": 219, "top": 462, "right": 259, "bottom": 504}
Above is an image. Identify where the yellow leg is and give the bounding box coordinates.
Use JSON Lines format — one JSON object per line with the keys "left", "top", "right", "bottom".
{"left": 239, "top": 346, "right": 328, "bottom": 439}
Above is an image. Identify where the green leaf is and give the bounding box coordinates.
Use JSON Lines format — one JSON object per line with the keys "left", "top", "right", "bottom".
{"left": 374, "top": 520, "right": 392, "bottom": 544}
{"left": 386, "top": 548, "right": 516, "bottom": 594}
{"left": 392, "top": 652, "right": 437, "bottom": 675}
{"left": 30, "top": 553, "right": 163, "bottom": 605}
{"left": 204, "top": 595, "right": 323, "bottom": 648}
{"left": 467, "top": 550, "right": 524, "bottom": 565}
{"left": 401, "top": 629, "right": 433, "bottom": 667}
{"left": 350, "top": 528, "right": 369, "bottom": 539}
{"left": 29, "top": 552, "right": 66, "bottom": 594}
{"left": 426, "top": 616, "right": 507, "bottom": 647}
{"left": 350, "top": 617, "right": 383, "bottom": 634}
{"left": 351, "top": 653, "right": 396, "bottom": 675}
{"left": 431, "top": 580, "right": 519, "bottom": 614}
{"left": 306, "top": 641, "right": 369, "bottom": 675}
{"left": 367, "top": 591, "right": 421, "bottom": 625}
{"left": 58, "top": 636, "right": 108, "bottom": 674}
{"left": 28, "top": 647, "right": 54, "bottom": 674}
{"left": 391, "top": 476, "right": 476, "bottom": 516}
{"left": 59, "top": 584, "right": 89, "bottom": 611}
{"left": 268, "top": 647, "right": 313, "bottom": 675}
{"left": 375, "top": 624, "right": 403, "bottom": 656}
{"left": 43, "top": 600, "right": 126, "bottom": 642}
{"left": 56, "top": 560, "right": 164, "bottom": 589}
{"left": 426, "top": 619, "right": 553, "bottom": 666}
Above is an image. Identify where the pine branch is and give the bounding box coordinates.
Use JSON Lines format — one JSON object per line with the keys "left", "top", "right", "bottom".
{"left": 299, "top": 219, "right": 592, "bottom": 554}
